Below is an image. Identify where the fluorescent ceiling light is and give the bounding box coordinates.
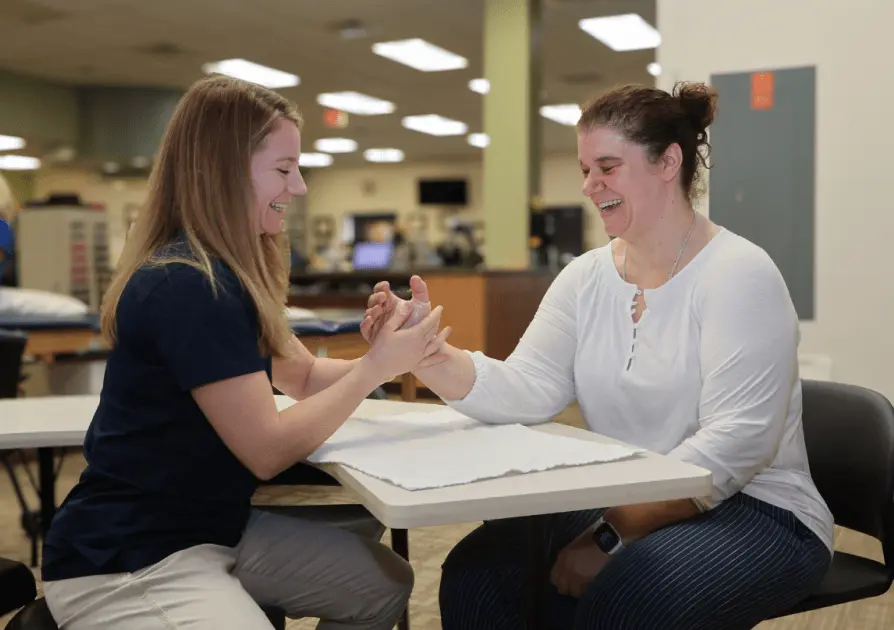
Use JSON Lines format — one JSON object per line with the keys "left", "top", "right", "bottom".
{"left": 579, "top": 14, "right": 661, "bottom": 51}
{"left": 372, "top": 38, "right": 467, "bottom": 72}
{"left": 467, "top": 133, "right": 489, "bottom": 148}
{"left": 540, "top": 104, "right": 582, "bottom": 127}
{"left": 0, "top": 135, "right": 25, "bottom": 151}
{"left": 364, "top": 148, "right": 404, "bottom": 163}
{"left": 299, "top": 153, "right": 333, "bottom": 167}
{"left": 402, "top": 114, "right": 467, "bottom": 136}
{"left": 317, "top": 92, "right": 395, "bottom": 115}
{"left": 201, "top": 58, "right": 300, "bottom": 89}
{"left": 647, "top": 62, "right": 662, "bottom": 77}
{"left": 314, "top": 138, "right": 358, "bottom": 153}
{"left": 0, "top": 155, "right": 40, "bottom": 170}
{"left": 469, "top": 78, "right": 490, "bottom": 94}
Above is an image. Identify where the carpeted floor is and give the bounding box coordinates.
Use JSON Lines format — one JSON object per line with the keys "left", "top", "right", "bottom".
{"left": 2, "top": 403, "right": 891, "bottom": 628}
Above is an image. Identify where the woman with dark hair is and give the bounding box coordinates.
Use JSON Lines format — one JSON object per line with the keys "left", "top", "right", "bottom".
{"left": 362, "top": 82, "right": 833, "bottom": 629}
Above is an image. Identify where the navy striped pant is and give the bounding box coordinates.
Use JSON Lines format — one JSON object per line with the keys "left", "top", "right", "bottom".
{"left": 439, "top": 494, "right": 831, "bottom": 629}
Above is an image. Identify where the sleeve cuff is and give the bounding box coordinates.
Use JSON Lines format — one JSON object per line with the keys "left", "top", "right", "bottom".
{"left": 443, "top": 350, "right": 489, "bottom": 411}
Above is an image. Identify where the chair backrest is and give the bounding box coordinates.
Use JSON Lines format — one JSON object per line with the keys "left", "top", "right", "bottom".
{"left": 0, "top": 328, "right": 26, "bottom": 399}
{"left": 801, "top": 379, "right": 894, "bottom": 566}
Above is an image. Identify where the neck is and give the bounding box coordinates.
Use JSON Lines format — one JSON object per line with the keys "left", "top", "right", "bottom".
{"left": 622, "top": 195, "right": 696, "bottom": 274}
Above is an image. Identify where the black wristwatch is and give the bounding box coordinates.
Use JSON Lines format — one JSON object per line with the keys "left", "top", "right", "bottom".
{"left": 591, "top": 517, "right": 625, "bottom": 555}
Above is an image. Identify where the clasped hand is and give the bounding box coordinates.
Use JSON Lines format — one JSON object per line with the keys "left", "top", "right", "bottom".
{"left": 360, "top": 275, "right": 452, "bottom": 378}
{"left": 550, "top": 530, "right": 612, "bottom": 598}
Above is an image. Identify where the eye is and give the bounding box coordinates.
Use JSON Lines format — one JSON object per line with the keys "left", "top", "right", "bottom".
{"left": 601, "top": 166, "right": 616, "bottom": 175}
{"left": 276, "top": 168, "right": 290, "bottom": 175}
{"left": 581, "top": 169, "right": 590, "bottom": 177}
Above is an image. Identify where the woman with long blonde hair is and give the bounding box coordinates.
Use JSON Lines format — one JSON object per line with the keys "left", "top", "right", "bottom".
{"left": 40, "top": 75, "right": 444, "bottom": 629}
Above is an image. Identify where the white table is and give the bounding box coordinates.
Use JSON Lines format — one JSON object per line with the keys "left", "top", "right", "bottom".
{"left": 1, "top": 394, "right": 712, "bottom": 629}
{"left": 1, "top": 394, "right": 711, "bottom": 522}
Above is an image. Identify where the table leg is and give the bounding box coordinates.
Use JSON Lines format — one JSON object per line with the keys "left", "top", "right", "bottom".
{"left": 38, "top": 447, "right": 56, "bottom": 537}
{"left": 390, "top": 528, "right": 410, "bottom": 630}
{"left": 527, "top": 514, "right": 549, "bottom": 630}
{"left": 400, "top": 373, "right": 417, "bottom": 402}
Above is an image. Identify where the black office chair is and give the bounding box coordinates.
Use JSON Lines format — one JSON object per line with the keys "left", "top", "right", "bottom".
{"left": 770, "top": 379, "right": 894, "bottom": 618}
{"left": 0, "top": 329, "right": 43, "bottom": 567}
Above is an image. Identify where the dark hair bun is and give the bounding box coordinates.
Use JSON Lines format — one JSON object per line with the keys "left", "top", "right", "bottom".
{"left": 674, "top": 82, "right": 717, "bottom": 138}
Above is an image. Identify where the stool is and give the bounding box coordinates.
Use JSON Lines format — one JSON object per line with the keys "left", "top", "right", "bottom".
{"left": 5, "top": 598, "right": 286, "bottom": 630}
{"left": 0, "top": 556, "right": 37, "bottom": 617}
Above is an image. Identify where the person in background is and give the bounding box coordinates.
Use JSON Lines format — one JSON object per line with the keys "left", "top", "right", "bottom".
{"left": 361, "top": 82, "right": 833, "bottom": 629}
{"left": 40, "top": 75, "right": 447, "bottom": 629}
{"left": 0, "top": 174, "right": 17, "bottom": 286}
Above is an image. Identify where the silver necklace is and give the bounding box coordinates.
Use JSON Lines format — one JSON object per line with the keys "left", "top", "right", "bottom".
{"left": 623, "top": 211, "right": 698, "bottom": 283}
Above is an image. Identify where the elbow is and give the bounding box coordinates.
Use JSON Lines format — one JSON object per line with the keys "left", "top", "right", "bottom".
{"left": 243, "top": 443, "right": 288, "bottom": 481}
{"left": 248, "top": 458, "right": 279, "bottom": 481}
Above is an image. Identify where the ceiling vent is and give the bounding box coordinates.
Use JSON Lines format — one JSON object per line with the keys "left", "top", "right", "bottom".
{"left": 560, "top": 71, "right": 604, "bottom": 86}
{"left": 0, "top": 0, "right": 68, "bottom": 26}
{"left": 134, "top": 42, "right": 187, "bottom": 57}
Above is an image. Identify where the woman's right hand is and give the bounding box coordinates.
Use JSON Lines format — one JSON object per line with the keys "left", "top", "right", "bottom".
{"left": 363, "top": 301, "right": 447, "bottom": 381}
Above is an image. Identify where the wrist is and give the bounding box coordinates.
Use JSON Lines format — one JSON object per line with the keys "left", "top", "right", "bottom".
{"left": 590, "top": 516, "right": 626, "bottom": 555}
{"left": 355, "top": 355, "right": 390, "bottom": 389}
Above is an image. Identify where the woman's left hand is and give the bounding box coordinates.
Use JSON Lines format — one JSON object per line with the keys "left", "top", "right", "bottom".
{"left": 550, "top": 532, "right": 612, "bottom": 598}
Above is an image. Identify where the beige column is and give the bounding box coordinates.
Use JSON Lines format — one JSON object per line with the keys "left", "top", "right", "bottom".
{"left": 482, "top": 0, "right": 542, "bottom": 269}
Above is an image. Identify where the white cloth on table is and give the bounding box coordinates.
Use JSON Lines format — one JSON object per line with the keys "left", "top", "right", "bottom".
{"left": 306, "top": 407, "right": 640, "bottom": 491}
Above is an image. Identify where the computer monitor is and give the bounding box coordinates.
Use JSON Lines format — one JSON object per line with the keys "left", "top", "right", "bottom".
{"left": 352, "top": 241, "right": 394, "bottom": 269}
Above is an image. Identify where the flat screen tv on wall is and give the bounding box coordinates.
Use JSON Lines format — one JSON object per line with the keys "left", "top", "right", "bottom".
{"left": 418, "top": 179, "right": 467, "bottom": 206}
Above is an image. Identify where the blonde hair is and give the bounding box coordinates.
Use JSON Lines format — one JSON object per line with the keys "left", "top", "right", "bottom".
{"left": 100, "top": 75, "right": 302, "bottom": 357}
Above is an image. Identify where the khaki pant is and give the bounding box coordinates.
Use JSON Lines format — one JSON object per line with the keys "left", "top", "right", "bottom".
{"left": 43, "top": 509, "right": 413, "bottom": 629}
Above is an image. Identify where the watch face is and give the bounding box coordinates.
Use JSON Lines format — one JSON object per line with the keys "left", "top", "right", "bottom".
{"left": 593, "top": 522, "right": 621, "bottom": 552}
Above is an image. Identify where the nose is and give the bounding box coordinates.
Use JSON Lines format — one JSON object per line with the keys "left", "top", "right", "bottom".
{"left": 288, "top": 168, "right": 307, "bottom": 196}
{"left": 582, "top": 172, "right": 605, "bottom": 198}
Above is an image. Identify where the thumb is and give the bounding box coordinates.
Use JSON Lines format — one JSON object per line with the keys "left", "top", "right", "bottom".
{"left": 385, "top": 300, "right": 412, "bottom": 331}
{"left": 409, "top": 275, "right": 430, "bottom": 304}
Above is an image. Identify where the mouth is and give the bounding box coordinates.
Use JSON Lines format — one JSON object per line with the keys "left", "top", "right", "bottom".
{"left": 597, "top": 199, "right": 622, "bottom": 214}
{"left": 269, "top": 202, "right": 288, "bottom": 213}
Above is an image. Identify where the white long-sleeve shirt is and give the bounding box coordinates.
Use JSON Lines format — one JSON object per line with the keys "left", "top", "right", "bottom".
{"left": 447, "top": 228, "right": 834, "bottom": 552}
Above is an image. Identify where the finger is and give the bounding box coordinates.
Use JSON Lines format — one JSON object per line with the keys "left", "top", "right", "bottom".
{"left": 409, "top": 275, "right": 431, "bottom": 304}
{"left": 385, "top": 301, "right": 413, "bottom": 331}
{"left": 360, "top": 316, "right": 374, "bottom": 342}
{"left": 367, "top": 293, "right": 379, "bottom": 309}
{"left": 424, "top": 327, "right": 451, "bottom": 354}
{"left": 373, "top": 280, "right": 391, "bottom": 293}
{"left": 570, "top": 577, "right": 584, "bottom": 599}
{"left": 417, "top": 305, "right": 443, "bottom": 334}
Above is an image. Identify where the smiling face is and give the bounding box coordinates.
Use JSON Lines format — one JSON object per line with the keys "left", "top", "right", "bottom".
{"left": 250, "top": 117, "right": 307, "bottom": 235}
{"left": 578, "top": 124, "right": 683, "bottom": 240}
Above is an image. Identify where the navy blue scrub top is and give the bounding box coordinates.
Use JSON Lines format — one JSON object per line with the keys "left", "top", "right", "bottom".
{"left": 42, "top": 250, "right": 272, "bottom": 581}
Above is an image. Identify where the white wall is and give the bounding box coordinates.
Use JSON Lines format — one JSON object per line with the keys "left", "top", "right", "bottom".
{"left": 658, "top": 0, "right": 894, "bottom": 398}
{"left": 304, "top": 155, "right": 610, "bottom": 251}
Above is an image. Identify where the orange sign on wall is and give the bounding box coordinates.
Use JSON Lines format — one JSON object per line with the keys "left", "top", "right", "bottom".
{"left": 751, "top": 72, "right": 774, "bottom": 110}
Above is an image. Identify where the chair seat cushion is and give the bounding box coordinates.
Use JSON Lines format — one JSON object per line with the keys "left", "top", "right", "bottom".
{"left": 0, "top": 557, "right": 37, "bottom": 617}
{"left": 6, "top": 597, "right": 58, "bottom": 630}
{"left": 775, "top": 551, "right": 893, "bottom": 616}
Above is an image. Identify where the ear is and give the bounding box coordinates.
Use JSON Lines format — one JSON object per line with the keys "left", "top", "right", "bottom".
{"left": 659, "top": 143, "right": 683, "bottom": 184}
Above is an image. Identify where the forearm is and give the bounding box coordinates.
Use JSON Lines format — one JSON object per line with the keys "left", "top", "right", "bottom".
{"left": 603, "top": 500, "right": 702, "bottom": 544}
{"left": 412, "top": 343, "right": 477, "bottom": 401}
{"left": 266, "top": 358, "right": 384, "bottom": 477}
{"left": 302, "top": 358, "right": 360, "bottom": 398}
